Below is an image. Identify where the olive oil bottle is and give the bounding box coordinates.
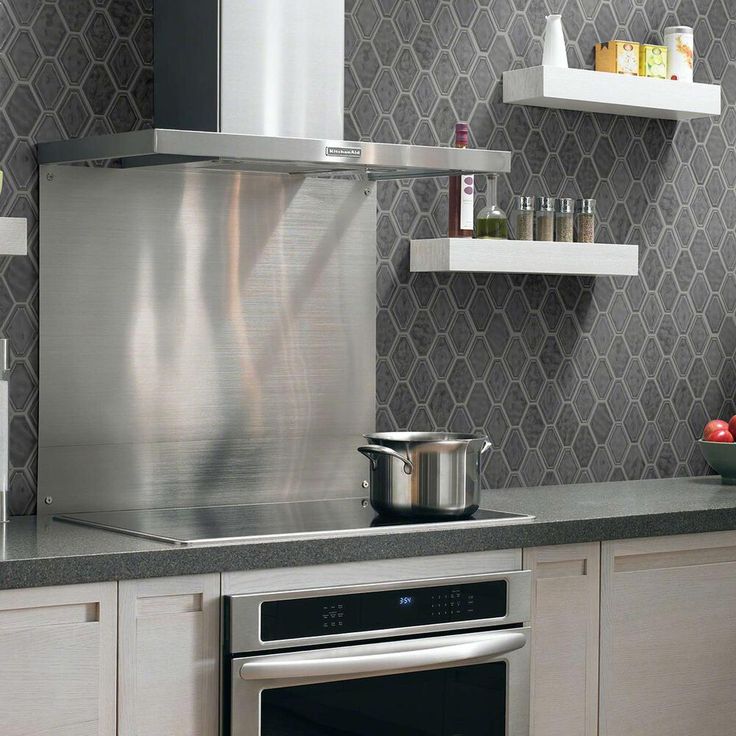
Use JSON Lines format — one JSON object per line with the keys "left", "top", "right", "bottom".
{"left": 475, "top": 175, "right": 508, "bottom": 239}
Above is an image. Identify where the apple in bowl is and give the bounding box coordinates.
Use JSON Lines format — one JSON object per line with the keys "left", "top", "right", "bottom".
{"left": 699, "top": 416, "right": 736, "bottom": 484}
{"left": 703, "top": 416, "right": 736, "bottom": 442}
{"left": 708, "top": 428, "right": 734, "bottom": 443}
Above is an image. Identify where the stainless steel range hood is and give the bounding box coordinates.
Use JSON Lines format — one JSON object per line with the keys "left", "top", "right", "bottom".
{"left": 38, "top": 128, "right": 511, "bottom": 180}
{"left": 38, "top": 0, "right": 510, "bottom": 179}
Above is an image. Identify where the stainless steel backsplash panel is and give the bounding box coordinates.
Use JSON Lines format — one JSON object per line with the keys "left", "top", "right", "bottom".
{"left": 39, "top": 166, "right": 376, "bottom": 513}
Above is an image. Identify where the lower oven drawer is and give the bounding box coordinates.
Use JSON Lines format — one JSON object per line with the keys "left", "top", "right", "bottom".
{"left": 230, "top": 627, "right": 530, "bottom": 736}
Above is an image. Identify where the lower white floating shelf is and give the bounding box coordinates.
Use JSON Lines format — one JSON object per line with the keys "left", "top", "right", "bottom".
{"left": 0, "top": 217, "right": 26, "bottom": 256}
{"left": 410, "top": 238, "right": 639, "bottom": 276}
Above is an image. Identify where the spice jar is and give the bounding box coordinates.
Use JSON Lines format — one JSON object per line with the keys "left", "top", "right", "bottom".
{"left": 555, "top": 198, "right": 574, "bottom": 242}
{"left": 576, "top": 199, "right": 596, "bottom": 243}
{"left": 536, "top": 197, "right": 555, "bottom": 241}
{"left": 513, "top": 196, "right": 534, "bottom": 240}
{"left": 475, "top": 175, "right": 508, "bottom": 239}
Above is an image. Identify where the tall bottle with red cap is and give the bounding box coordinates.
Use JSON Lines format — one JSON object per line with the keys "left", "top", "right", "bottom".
{"left": 448, "top": 122, "right": 474, "bottom": 238}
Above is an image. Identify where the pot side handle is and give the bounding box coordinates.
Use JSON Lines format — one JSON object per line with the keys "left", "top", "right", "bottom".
{"left": 357, "top": 445, "right": 414, "bottom": 475}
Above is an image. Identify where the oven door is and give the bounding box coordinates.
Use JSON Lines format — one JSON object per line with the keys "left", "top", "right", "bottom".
{"left": 230, "top": 627, "right": 530, "bottom": 736}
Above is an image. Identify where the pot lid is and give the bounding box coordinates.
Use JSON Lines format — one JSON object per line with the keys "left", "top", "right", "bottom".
{"left": 364, "top": 432, "right": 482, "bottom": 442}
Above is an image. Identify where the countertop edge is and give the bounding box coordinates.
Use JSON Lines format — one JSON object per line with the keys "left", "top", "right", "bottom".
{"left": 4, "top": 506, "right": 736, "bottom": 590}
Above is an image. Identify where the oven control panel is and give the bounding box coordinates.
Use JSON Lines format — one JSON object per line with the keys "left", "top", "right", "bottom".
{"left": 260, "top": 580, "right": 507, "bottom": 641}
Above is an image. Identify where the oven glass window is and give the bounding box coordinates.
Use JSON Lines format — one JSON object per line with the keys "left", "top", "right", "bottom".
{"left": 260, "top": 662, "right": 506, "bottom": 735}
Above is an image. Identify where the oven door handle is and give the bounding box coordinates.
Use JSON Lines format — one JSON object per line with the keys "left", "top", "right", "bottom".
{"left": 239, "top": 631, "right": 527, "bottom": 681}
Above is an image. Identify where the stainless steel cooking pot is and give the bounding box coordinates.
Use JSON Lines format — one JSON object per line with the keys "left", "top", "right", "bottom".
{"left": 357, "top": 432, "right": 492, "bottom": 518}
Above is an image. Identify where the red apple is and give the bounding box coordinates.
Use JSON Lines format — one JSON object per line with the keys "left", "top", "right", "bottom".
{"left": 704, "top": 419, "right": 729, "bottom": 439}
{"left": 708, "top": 428, "right": 734, "bottom": 443}
{"left": 728, "top": 416, "right": 736, "bottom": 438}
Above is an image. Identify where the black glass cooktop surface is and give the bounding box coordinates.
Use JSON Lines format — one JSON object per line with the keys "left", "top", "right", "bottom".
{"left": 56, "top": 498, "right": 534, "bottom": 545}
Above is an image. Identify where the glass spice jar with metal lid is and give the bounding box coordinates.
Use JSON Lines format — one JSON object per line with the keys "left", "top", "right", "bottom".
{"left": 576, "top": 199, "right": 596, "bottom": 243}
{"left": 536, "top": 197, "right": 555, "bottom": 241}
{"left": 555, "top": 198, "right": 574, "bottom": 242}
{"left": 513, "top": 196, "right": 534, "bottom": 240}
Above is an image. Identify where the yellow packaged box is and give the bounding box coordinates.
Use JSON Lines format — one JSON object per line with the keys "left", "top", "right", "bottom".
{"left": 639, "top": 44, "right": 668, "bottom": 78}
{"left": 595, "top": 41, "right": 640, "bottom": 75}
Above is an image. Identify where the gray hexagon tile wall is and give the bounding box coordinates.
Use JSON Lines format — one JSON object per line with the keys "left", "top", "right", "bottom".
{"left": 0, "top": 0, "right": 152, "bottom": 514}
{"left": 5, "top": 1, "right": 736, "bottom": 513}
{"left": 346, "top": 0, "right": 736, "bottom": 490}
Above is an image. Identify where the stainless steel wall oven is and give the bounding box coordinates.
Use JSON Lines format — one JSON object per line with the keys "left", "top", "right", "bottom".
{"left": 224, "top": 571, "right": 531, "bottom": 735}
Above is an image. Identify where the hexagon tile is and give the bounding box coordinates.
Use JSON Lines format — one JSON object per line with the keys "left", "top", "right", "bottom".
{"left": 6, "top": 0, "right": 736, "bottom": 512}
{"left": 0, "top": 0, "right": 153, "bottom": 514}
{"left": 346, "top": 0, "right": 736, "bottom": 489}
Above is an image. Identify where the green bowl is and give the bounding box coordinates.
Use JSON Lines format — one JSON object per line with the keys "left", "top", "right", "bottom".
{"left": 698, "top": 439, "right": 736, "bottom": 484}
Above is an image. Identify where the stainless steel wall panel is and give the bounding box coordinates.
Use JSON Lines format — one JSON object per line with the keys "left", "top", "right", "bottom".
{"left": 39, "top": 166, "right": 376, "bottom": 513}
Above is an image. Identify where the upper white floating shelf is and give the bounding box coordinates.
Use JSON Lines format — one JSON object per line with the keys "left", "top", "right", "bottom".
{"left": 410, "top": 238, "right": 639, "bottom": 277}
{"left": 37, "top": 129, "right": 511, "bottom": 181}
{"left": 0, "top": 218, "right": 26, "bottom": 256}
{"left": 503, "top": 66, "right": 721, "bottom": 121}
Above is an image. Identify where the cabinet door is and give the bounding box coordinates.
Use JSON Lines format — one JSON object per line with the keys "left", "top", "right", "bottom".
{"left": 600, "top": 531, "right": 736, "bottom": 736}
{"left": 118, "top": 574, "right": 220, "bottom": 736}
{"left": 0, "top": 581, "right": 117, "bottom": 736}
{"left": 524, "top": 543, "right": 600, "bottom": 736}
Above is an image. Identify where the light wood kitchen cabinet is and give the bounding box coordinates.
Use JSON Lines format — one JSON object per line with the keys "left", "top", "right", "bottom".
{"left": 524, "top": 542, "right": 600, "bottom": 736}
{"left": 118, "top": 574, "right": 220, "bottom": 736}
{"left": 0, "top": 581, "right": 117, "bottom": 736}
{"left": 600, "top": 531, "right": 736, "bottom": 736}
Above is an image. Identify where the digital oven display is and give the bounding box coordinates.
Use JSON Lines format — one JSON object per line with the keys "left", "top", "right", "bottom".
{"left": 260, "top": 580, "right": 507, "bottom": 641}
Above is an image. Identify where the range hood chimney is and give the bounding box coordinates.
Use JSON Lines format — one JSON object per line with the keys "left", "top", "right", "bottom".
{"left": 154, "top": 0, "right": 345, "bottom": 139}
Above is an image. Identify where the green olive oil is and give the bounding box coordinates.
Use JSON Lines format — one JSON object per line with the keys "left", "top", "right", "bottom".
{"left": 475, "top": 216, "right": 509, "bottom": 239}
{"left": 474, "top": 174, "right": 508, "bottom": 239}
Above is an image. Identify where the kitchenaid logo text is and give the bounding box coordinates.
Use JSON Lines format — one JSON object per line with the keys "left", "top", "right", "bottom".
{"left": 325, "top": 146, "right": 362, "bottom": 157}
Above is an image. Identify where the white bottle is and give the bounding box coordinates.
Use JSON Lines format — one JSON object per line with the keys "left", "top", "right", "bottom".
{"left": 543, "top": 15, "right": 568, "bottom": 68}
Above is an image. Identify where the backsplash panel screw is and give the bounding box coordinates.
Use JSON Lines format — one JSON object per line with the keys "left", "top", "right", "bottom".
{"left": 361, "top": 499, "right": 368, "bottom": 507}
{"left": 363, "top": 188, "right": 370, "bottom": 196}
{"left": 362, "top": 480, "right": 369, "bottom": 488}
{"left": 46, "top": 173, "right": 54, "bottom": 182}
{"left": 44, "top": 496, "right": 53, "bottom": 505}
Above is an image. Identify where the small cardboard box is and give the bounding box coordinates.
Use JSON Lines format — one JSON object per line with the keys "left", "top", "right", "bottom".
{"left": 639, "top": 44, "right": 668, "bottom": 79}
{"left": 595, "top": 41, "right": 640, "bottom": 75}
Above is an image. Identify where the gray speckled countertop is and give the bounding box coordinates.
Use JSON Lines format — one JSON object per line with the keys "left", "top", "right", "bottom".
{"left": 2, "top": 476, "right": 736, "bottom": 590}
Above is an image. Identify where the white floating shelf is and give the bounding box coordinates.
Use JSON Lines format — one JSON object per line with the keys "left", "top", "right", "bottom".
{"left": 0, "top": 218, "right": 26, "bottom": 256}
{"left": 410, "top": 238, "right": 639, "bottom": 277}
{"left": 503, "top": 66, "right": 721, "bottom": 120}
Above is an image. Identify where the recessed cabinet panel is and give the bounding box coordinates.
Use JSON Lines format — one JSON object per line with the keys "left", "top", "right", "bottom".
{"left": 524, "top": 543, "right": 600, "bottom": 736}
{"left": 118, "top": 574, "right": 220, "bottom": 736}
{"left": 0, "top": 582, "right": 116, "bottom": 736}
{"left": 600, "top": 531, "right": 736, "bottom": 736}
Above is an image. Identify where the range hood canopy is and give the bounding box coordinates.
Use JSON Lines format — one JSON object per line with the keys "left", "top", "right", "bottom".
{"left": 40, "top": 0, "right": 511, "bottom": 180}
{"left": 38, "top": 129, "right": 511, "bottom": 180}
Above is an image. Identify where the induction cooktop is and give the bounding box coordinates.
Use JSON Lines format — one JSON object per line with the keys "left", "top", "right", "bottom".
{"left": 56, "top": 498, "right": 534, "bottom": 545}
